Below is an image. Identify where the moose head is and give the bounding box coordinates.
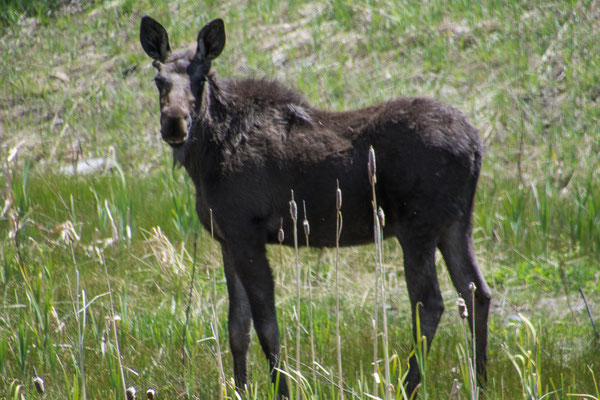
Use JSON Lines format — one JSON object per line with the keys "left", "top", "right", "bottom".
{"left": 140, "top": 16, "right": 226, "bottom": 146}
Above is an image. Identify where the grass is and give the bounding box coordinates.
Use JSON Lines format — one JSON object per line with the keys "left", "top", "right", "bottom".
{"left": 1, "top": 0, "right": 599, "bottom": 398}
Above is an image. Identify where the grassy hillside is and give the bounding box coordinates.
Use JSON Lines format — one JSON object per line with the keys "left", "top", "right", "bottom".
{"left": 1, "top": 0, "right": 599, "bottom": 398}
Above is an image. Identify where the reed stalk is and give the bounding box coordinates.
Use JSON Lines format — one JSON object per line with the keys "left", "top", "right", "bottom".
{"left": 289, "top": 190, "right": 301, "bottom": 400}
{"left": 181, "top": 236, "right": 198, "bottom": 365}
{"left": 335, "top": 181, "right": 344, "bottom": 400}
{"left": 458, "top": 293, "right": 477, "bottom": 400}
{"left": 469, "top": 282, "right": 478, "bottom": 400}
{"left": 378, "top": 207, "right": 390, "bottom": 400}
{"left": 458, "top": 297, "right": 471, "bottom": 397}
{"left": 302, "top": 201, "right": 317, "bottom": 385}
{"left": 414, "top": 304, "right": 428, "bottom": 399}
{"left": 97, "top": 247, "right": 127, "bottom": 399}
{"left": 372, "top": 280, "right": 379, "bottom": 394}
{"left": 579, "top": 288, "right": 600, "bottom": 339}
{"left": 71, "top": 241, "right": 87, "bottom": 400}
{"left": 368, "top": 146, "right": 390, "bottom": 399}
{"left": 278, "top": 219, "right": 291, "bottom": 370}
{"left": 369, "top": 147, "right": 379, "bottom": 396}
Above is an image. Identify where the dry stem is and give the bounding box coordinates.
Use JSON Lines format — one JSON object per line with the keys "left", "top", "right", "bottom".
{"left": 335, "top": 181, "right": 345, "bottom": 399}
{"left": 289, "top": 190, "right": 301, "bottom": 400}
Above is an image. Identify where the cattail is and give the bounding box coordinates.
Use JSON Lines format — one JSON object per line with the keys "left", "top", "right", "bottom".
{"left": 378, "top": 207, "right": 385, "bottom": 228}
{"left": 449, "top": 379, "right": 461, "bottom": 400}
{"left": 336, "top": 187, "right": 342, "bottom": 211}
{"left": 457, "top": 297, "right": 468, "bottom": 319}
{"left": 146, "top": 389, "right": 156, "bottom": 400}
{"left": 126, "top": 386, "right": 137, "bottom": 400}
{"left": 289, "top": 191, "right": 297, "bottom": 221}
{"left": 374, "top": 213, "right": 381, "bottom": 246}
{"left": 33, "top": 377, "right": 45, "bottom": 395}
{"left": 368, "top": 146, "right": 376, "bottom": 186}
{"left": 303, "top": 218, "right": 310, "bottom": 237}
{"left": 278, "top": 226, "right": 285, "bottom": 243}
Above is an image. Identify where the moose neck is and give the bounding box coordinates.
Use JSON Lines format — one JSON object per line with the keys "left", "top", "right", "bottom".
{"left": 175, "top": 71, "right": 231, "bottom": 185}
{"left": 201, "top": 72, "right": 231, "bottom": 133}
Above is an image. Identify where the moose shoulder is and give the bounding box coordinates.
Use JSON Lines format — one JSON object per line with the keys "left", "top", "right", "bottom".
{"left": 140, "top": 15, "right": 491, "bottom": 398}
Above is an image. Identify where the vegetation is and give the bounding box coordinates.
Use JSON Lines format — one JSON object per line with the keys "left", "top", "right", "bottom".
{"left": 1, "top": 0, "right": 598, "bottom": 398}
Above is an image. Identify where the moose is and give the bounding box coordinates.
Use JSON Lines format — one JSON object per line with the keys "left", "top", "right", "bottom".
{"left": 140, "top": 16, "right": 491, "bottom": 398}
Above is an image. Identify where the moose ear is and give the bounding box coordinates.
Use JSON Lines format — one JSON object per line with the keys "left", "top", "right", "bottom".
{"left": 196, "top": 18, "right": 226, "bottom": 61}
{"left": 140, "top": 16, "right": 171, "bottom": 62}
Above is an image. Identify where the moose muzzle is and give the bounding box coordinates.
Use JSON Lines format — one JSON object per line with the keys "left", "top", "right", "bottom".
{"left": 160, "top": 112, "right": 190, "bottom": 145}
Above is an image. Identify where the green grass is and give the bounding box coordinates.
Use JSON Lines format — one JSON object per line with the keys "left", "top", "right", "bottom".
{"left": 1, "top": 0, "right": 599, "bottom": 398}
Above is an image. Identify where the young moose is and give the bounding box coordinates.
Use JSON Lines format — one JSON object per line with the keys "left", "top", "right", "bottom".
{"left": 140, "top": 16, "right": 491, "bottom": 397}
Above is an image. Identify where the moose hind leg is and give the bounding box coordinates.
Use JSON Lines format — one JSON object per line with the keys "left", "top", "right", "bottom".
{"left": 396, "top": 229, "right": 444, "bottom": 396}
{"left": 229, "top": 242, "right": 289, "bottom": 398}
{"left": 438, "top": 219, "right": 491, "bottom": 385}
{"left": 222, "top": 246, "right": 253, "bottom": 392}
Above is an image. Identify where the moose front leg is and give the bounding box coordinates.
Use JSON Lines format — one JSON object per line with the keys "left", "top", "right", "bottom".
{"left": 227, "top": 240, "right": 290, "bottom": 398}
{"left": 221, "top": 245, "right": 253, "bottom": 392}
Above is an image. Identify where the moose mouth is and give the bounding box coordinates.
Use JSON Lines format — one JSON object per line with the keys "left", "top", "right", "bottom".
{"left": 164, "top": 137, "right": 187, "bottom": 146}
